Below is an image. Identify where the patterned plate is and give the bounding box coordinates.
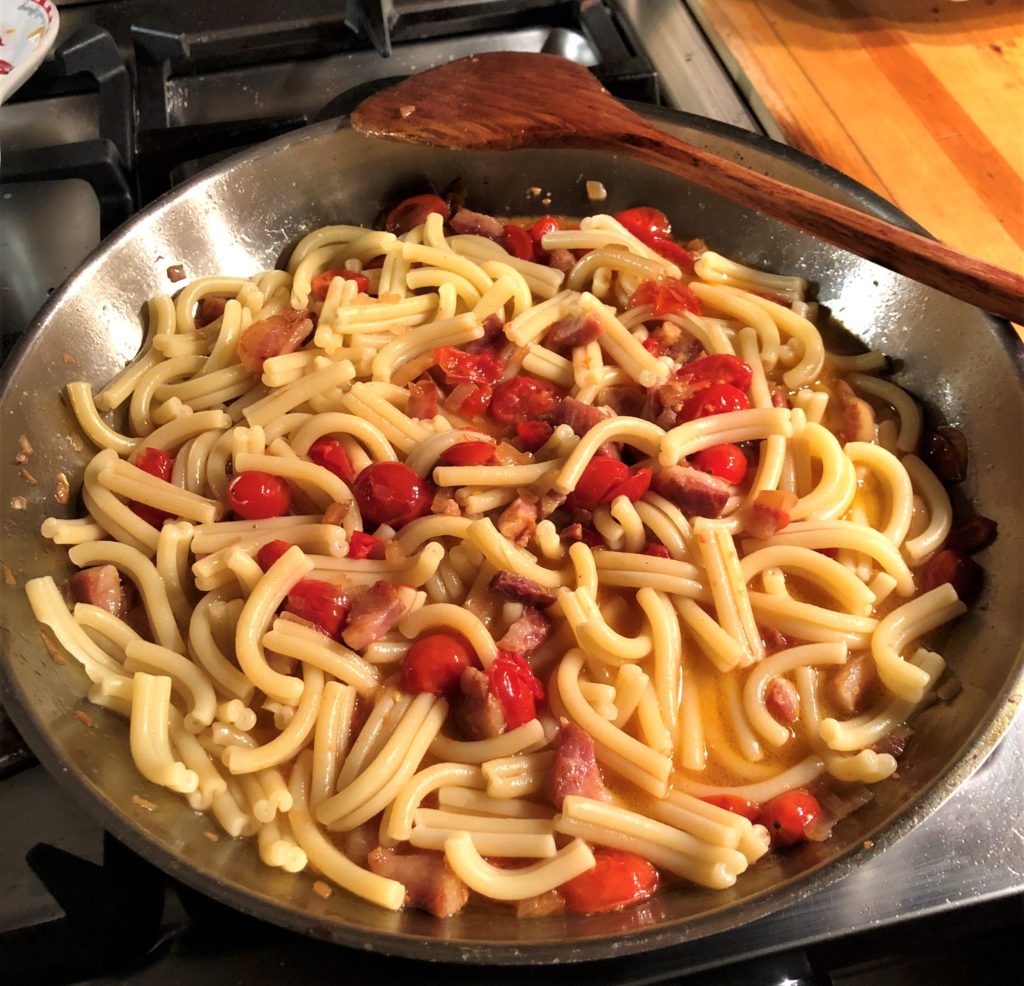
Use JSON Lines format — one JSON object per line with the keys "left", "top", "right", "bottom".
{"left": 0, "top": 0, "right": 59, "bottom": 104}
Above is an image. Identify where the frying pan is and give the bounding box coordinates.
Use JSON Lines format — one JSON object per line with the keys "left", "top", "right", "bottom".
{"left": 1, "top": 107, "right": 1022, "bottom": 963}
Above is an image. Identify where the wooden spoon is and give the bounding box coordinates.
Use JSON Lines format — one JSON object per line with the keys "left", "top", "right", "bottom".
{"left": 352, "top": 52, "right": 1024, "bottom": 324}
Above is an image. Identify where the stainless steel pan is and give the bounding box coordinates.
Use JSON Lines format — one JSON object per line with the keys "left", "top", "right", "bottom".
{"left": 1, "top": 107, "right": 1022, "bottom": 963}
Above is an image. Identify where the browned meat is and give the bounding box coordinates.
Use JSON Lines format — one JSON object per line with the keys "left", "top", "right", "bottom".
{"left": 554, "top": 397, "right": 612, "bottom": 437}
{"left": 945, "top": 515, "right": 998, "bottom": 554}
{"left": 194, "top": 296, "right": 227, "bottom": 328}
{"left": 871, "top": 723, "right": 912, "bottom": 759}
{"left": 489, "top": 572, "right": 557, "bottom": 609}
{"left": 537, "top": 490, "right": 567, "bottom": 518}
{"left": 515, "top": 890, "right": 566, "bottom": 918}
{"left": 765, "top": 677, "right": 800, "bottom": 724}
{"left": 559, "top": 523, "right": 604, "bottom": 548}
{"left": 652, "top": 465, "right": 729, "bottom": 518}
{"left": 920, "top": 549, "right": 983, "bottom": 602}
{"left": 166, "top": 264, "right": 186, "bottom": 283}
{"left": 544, "top": 313, "right": 602, "bottom": 351}
{"left": 761, "top": 626, "right": 791, "bottom": 653}
{"left": 924, "top": 426, "right": 969, "bottom": 483}
{"left": 430, "top": 488, "right": 461, "bottom": 517}
{"left": 497, "top": 606, "right": 551, "bottom": 656}
{"left": 546, "top": 721, "right": 608, "bottom": 809}
{"left": 407, "top": 378, "right": 439, "bottom": 419}
{"left": 596, "top": 385, "right": 644, "bottom": 417}
{"left": 366, "top": 847, "right": 469, "bottom": 917}
{"left": 770, "top": 385, "right": 791, "bottom": 409}
{"left": 829, "top": 654, "right": 877, "bottom": 715}
{"left": 547, "top": 248, "right": 576, "bottom": 274}
{"left": 465, "top": 312, "right": 506, "bottom": 355}
{"left": 341, "top": 580, "right": 405, "bottom": 650}
{"left": 450, "top": 208, "right": 504, "bottom": 240}
{"left": 834, "top": 379, "right": 875, "bottom": 444}
{"left": 237, "top": 308, "right": 314, "bottom": 375}
{"left": 69, "top": 565, "right": 125, "bottom": 617}
{"left": 453, "top": 666, "right": 506, "bottom": 741}
{"left": 747, "top": 490, "right": 798, "bottom": 539}
{"left": 497, "top": 497, "right": 538, "bottom": 547}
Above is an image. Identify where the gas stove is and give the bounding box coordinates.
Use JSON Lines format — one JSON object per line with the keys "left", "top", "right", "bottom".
{"left": 1, "top": 2, "right": 1021, "bottom": 983}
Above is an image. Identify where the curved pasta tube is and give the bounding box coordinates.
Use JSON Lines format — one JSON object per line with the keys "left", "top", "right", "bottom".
{"left": 124, "top": 638, "right": 217, "bottom": 733}
{"left": 844, "top": 441, "right": 914, "bottom": 546}
{"left": 67, "top": 382, "right": 137, "bottom": 455}
{"left": 130, "top": 673, "right": 199, "bottom": 794}
{"left": 740, "top": 545, "right": 876, "bottom": 616}
{"left": 398, "top": 603, "right": 499, "bottom": 667}
{"left": 385, "top": 763, "right": 485, "bottom": 842}
{"left": 902, "top": 454, "right": 953, "bottom": 563}
{"left": 849, "top": 373, "right": 922, "bottom": 452}
{"left": 788, "top": 423, "right": 857, "bottom": 521}
{"left": 660, "top": 407, "right": 793, "bottom": 467}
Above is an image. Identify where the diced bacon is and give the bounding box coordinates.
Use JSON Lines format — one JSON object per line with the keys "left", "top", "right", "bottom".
{"left": 453, "top": 666, "right": 506, "bottom": 740}
{"left": 544, "top": 313, "right": 602, "bottom": 351}
{"left": 69, "top": 565, "right": 125, "bottom": 617}
{"left": 765, "top": 677, "right": 800, "bottom": 724}
{"left": 547, "top": 722, "right": 608, "bottom": 809}
{"left": 341, "top": 580, "right": 405, "bottom": 651}
{"left": 559, "top": 523, "right": 604, "bottom": 548}
{"left": 761, "top": 626, "right": 791, "bottom": 653}
{"left": 194, "top": 296, "right": 227, "bottom": 329}
{"left": 554, "top": 397, "right": 612, "bottom": 437}
{"left": 516, "top": 890, "right": 566, "bottom": 918}
{"left": 465, "top": 313, "right": 506, "bottom": 355}
{"left": 366, "top": 847, "right": 469, "bottom": 917}
{"left": 537, "top": 490, "right": 567, "bottom": 518}
{"left": 652, "top": 465, "right": 730, "bottom": 518}
{"left": 236, "top": 308, "right": 314, "bottom": 375}
{"left": 489, "top": 572, "right": 557, "bottom": 609}
{"left": 770, "top": 385, "right": 791, "bottom": 409}
{"left": 596, "top": 385, "right": 644, "bottom": 417}
{"left": 834, "top": 379, "right": 875, "bottom": 444}
{"left": 430, "top": 488, "right": 461, "bottom": 516}
{"left": 407, "top": 379, "right": 439, "bottom": 419}
{"left": 497, "top": 606, "right": 551, "bottom": 656}
{"left": 871, "top": 723, "right": 912, "bottom": 759}
{"left": 497, "top": 497, "right": 538, "bottom": 547}
{"left": 547, "top": 248, "right": 576, "bottom": 274}
{"left": 829, "top": 654, "right": 877, "bottom": 715}
{"left": 747, "top": 490, "right": 798, "bottom": 539}
{"left": 450, "top": 208, "right": 504, "bottom": 240}
{"left": 595, "top": 441, "right": 622, "bottom": 460}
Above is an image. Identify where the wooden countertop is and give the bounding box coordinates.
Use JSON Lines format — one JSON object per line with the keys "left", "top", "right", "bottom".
{"left": 688, "top": 0, "right": 1024, "bottom": 278}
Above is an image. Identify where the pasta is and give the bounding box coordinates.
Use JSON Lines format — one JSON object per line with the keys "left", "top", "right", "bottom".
{"left": 28, "top": 195, "right": 985, "bottom": 920}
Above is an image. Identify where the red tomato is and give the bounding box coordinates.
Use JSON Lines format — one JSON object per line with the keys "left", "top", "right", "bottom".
{"left": 448, "top": 382, "right": 494, "bottom": 418}
{"left": 758, "top": 789, "right": 822, "bottom": 847}
{"left": 675, "top": 354, "right": 753, "bottom": 393}
{"left": 130, "top": 502, "right": 173, "bottom": 529}
{"left": 691, "top": 444, "right": 749, "bottom": 484}
{"left": 701, "top": 794, "right": 761, "bottom": 823}
{"left": 677, "top": 383, "right": 750, "bottom": 423}
{"left": 309, "top": 269, "right": 369, "bottom": 301}
{"left": 527, "top": 216, "right": 560, "bottom": 245}
{"left": 433, "top": 346, "right": 505, "bottom": 385}
{"left": 438, "top": 441, "right": 496, "bottom": 466}
{"left": 516, "top": 419, "right": 553, "bottom": 452}
{"left": 501, "top": 224, "right": 536, "bottom": 262}
{"left": 489, "top": 376, "right": 563, "bottom": 423}
{"left": 487, "top": 651, "right": 545, "bottom": 729}
{"left": 308, "top": 437, "right": 355, "bottom": 485}
{"left": 614, "top": 206, "right": 671, "bottom": 245}
{"left": 352, "top": 461, "right": 432, "bottom": 528}
{"left": 136, "top": 446, "right": 174, "bottom": 481}
{"left": 256, "top": 539, "right": 291, "bottom": 571}
{"left": 567, "top": 455, "right": 630, "bottom": 511}
{"left": 227, "top": 471, "right": 292, "bottom": 520}
{"left": 641, "top": 336, "right": 666, "bottom": 358}
{"left": 347, "top": 531, "right": 387, "bottom": 560}
{"left": 648, "top": 237, "right": 696, "bottom": 274}
{"left": 628, "top": 278, "right": 702, "bottom": 317}
{"left": 286, "top": 579, "right": 352, "bottom": 639}
{"left": 605, "top": 466, "right": 652, "bottom": 503}
{"left": 560, "top": 849, "right": 659, "bottom": 914}
{"left": 643, "top": 543, "right": 672, "bottom": 559}
{"left": 384, "top": 193, "right": 450, "bottom": 235}
{"left": 403, "top": 633, "right": 478, "bottom": 696}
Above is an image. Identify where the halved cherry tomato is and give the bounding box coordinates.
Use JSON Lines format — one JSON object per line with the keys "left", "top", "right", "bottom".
{"left": 308, "top": 437, "right": 355, "bottom": 485}
{"left": 347, "top": 531, "right": 387, "bottom": 560}
{"left": 309, "top": 269, "right": 369, "bottom": 301}
{"left": 648, "top": 237, "right": 696, "bottom": 274}
{"left": 502, "top": 224, "right": 536, "bottom": 262}
{"left": 256, "top": 539, "right": 291, "bottom": 571}
{"left": 641, "top": 336, "right": 666, "bottom": 358}
{"left": 758, "top": 789, "right": 822, "bottom": 847}
{"left": 403, "top": 632, "right": 478, "bottom": 696}
{"left": 489, "top": 376, "right": 563, "bottom": 423}
{"left": 614, "top": 206, "right": 671, "bottom": 245}
{"left": 286, "top": 578, "right": 352, "bottom": 639}
{"left": 487, "top": 651, "right": 545, "bottom": 729}
{"left": 384, "top": 193, "right": 450, "bottom": 235}
{"left": 434, "top": 345, "right": 505, "bottom": 385}
{"left": 675, "top": 354, "right": 753, "bottom": 393}
{"left": 438, "top": 441, "right": 496, "bottom": 466}
{"left": 643, "top": 543, "right": 672, "bottom": 559}
{"left": 352, "top": 461, "right": 432, "bottom": 528}
{"left": 516, "top": 419, "right": 553, "bottom": 452}
{"left": 605, "top": 465, "right": 652, "bottom": 502}
{"left": 560, "top": 848, "right": 659, "bottom": 914}
{"left": 629, "top": 277, "right": 701, "bottom": 317}
{"left": 527, "top": 216, "right": 560, "bottom": 245}
{"left": 677, "top": 383, "right": 750, "bottom": 423}
{"left": 567, "top": 455, "right": 629, "bottom": 511}
{"left": 136, "top": 447, "right": 174, "bottom": 481}
{"left": 701, "top": 794, "right": 761, "bottom": 823}
{"left": 227, "top": 471, "right": 292, "bottom": 520}
{"left": 691, "top": 444, "right": 749, "bottom": 485}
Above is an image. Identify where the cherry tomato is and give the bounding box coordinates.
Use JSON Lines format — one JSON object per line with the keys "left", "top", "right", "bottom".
{"left": 403, "top": 632, "right": 478, "bottom": 696}
{"left": 921, "top": 548, "right": 983, "bottom": 602}
{"left": 677, "top": 383, "right": 750, "bottom": 423}
{"left": 648, "top": 236, "right": 696, "bottom": 274}
{"left": 675, "top": 354, "right": 753, "bottom": 393}
{"left": 448, "top": 382, "right": 495, "bottom": 418}
{"left": 352, "top": 461, "right": 432, "bottom": 528}
{"left": 347, "top": 531, "right": 387, "bottom": 560}
{"left": 643, "top": 543, "right": 672, "bottom": 559}
{"left": 527, "top": 216, "right": 560, "bottom": 245}
{"left": 308, "top": 437, "right": 355, "bottom": 485}
{"left": 606, "top": 466, "right": 652, "bottom": 503}
{"left": 629, "top": 278, "right": 701, "bottom": 317}
{"left": 691, "top": 444, "right": 749, "bottom": 485}
{"left": 489, "top": 376, "right": 563, "bottom": 423}
{"left": 136, "top": 447, "right": 174, "bottom": 481}
{"left": 501, "top": 224, "right": 536, "bottom": 262}
{"left": 309, "top": 269, "right": 369, "bottom": 301}
{"left": 384, "top": 193, "right": 450, "bottom": 235}
{"left": 758, "top": 789, "right": 822, "bottom": 847}
{"left": 641, "top": 336, "right": 666, "bottom": 358}
{"left": 560, "top": 849, "right": 659, "bottom": 914}
{"left": 438, "top": 440, "right": 496, "bottom": 466}
{"left": 701, "top": 794, "right": 761, "bottom": 823}
{"left": 256, "top": 539, "right": 291, "bottom": 571}
{"left": 516, "top": 419, "right": 553, "bottom": 452}
{"left": 286, "top": 579, "right": 352, "bottom": 639}
{"left": 567, "top": 455, "right": 630, "bottom": 511}
{"left": 130, "top": 502, "right": 173, "bottom": 529}
{"left": 487, "top": 651, "right": 545, "bottom": 729}
{"left": 227, "top": 471, "right": 292, "bottom": 520}
{"left": 614, "top": 206, "right": 671, "bottom": 245}
{"left": 434, "top": 346, "right": 505, "bottom": 385}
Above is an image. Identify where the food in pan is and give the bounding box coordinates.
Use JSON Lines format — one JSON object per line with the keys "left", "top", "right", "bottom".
{"left": 26, "top": 195, "right": 993, "bottom": 917}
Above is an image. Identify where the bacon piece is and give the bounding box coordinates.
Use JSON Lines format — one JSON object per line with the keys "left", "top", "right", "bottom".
{"left": 450, "top": 208, "right": 504, "bottom": 240}
{"left": 945, "top": 515, "right": 997, "bottom": 554}
{"left": 516, "top": 890, "right": 566, "bottom": 918}
{"left": 547, "top": 248, "right": 576, "bottom": 274}
{"left": 765, "top": 677, "right": 800, "bottom": 724}
{"left": 652, "top": 464, "right": 729, "bottom": 518}
{"left": 596, "top": 385, "right": 643, "bottom": 418}
{"left": 497, "top": 497, "right": 538, "bottom": 547}
{"left": 537, "top": 489, "right": 567, "bottom": 518}
{"left": 407, "top": 378, "right": 439, "bottom": 419}
{"left": 834, "top": 379, "right": 875, "bottom": 444}
{"left": 453, "top": 666, "right": 506, "bottom": 741}
{"left": 547, "top": 722, "right": 608, "bottom": 809}
{"left": 560, "top": 523, "right": 604, "bottom": 548}
{"left": 489, "top": 572, "right": 557, "bottom": 609}
{"left": 497, "top": 606, "right": 551, "bottom": 656}
{"left": 829, "top": 654, "right": 877, "bottom": 716}
{"left": 770, "top": 385, "right": 791, "bottom": 409}
{"left": 341, "top": 580, "right": 405, "bottom": 651}
{"left": 194, "top": 296, "right": 227, "bottom": 328}
{"left": 924, "top": 426, "right": 968, "bottom": 483}
{"left": 236, "top": 308, "right": 314, "bottom": 375}
{"left": 595, "top": 441, "right": 621, "bottom": 460}
{"left": 554, "top": 397, "right": 612, "bottom": 437}
{"left": 871, "top": 723, "right": 912, "bottom": 759}
{"left": 761, "top": 626, "right": 791, "bottom": 653}
{"left": 366, "top": 847, "right": 469, "bottom": 917}
{"left": 747, "top": 490, "right": 798, "bottom": 539}
{"left": 69, "top": 564, "right": 125, "bottom": 617}
{"left": 430, "top": 488, "right": 461, "bottom": 517}
{"left": 544, "top": 313, "right": 602, "bottom": 351}
{"left": 465, "top": 313, "right": 506, "bottom": 355}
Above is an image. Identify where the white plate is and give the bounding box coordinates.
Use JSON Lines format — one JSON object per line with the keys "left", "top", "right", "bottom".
{"left": 0, "top": 0, "right": 60, "bottom": 105}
